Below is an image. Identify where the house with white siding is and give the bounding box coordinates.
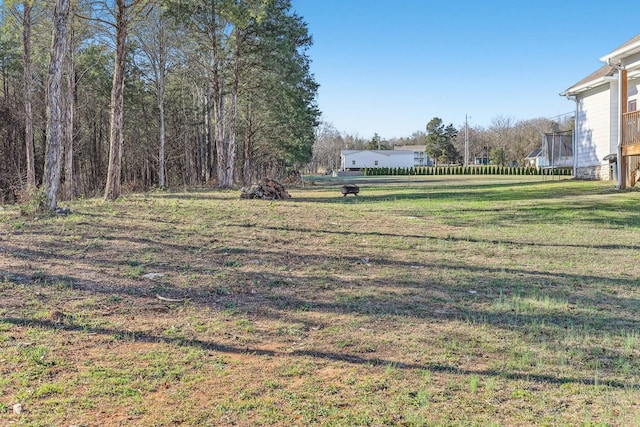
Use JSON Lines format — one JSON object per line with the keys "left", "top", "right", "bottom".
{"left": 561, "top": 34, "right": 640, "bottom": 187}
{"left": 393, "top": 145, "right": 433, "bottom": 167}
{"left": 340, "top": 150, "right": 415, "bottom": 171}
{"left": 561, "top": 65, "right": 620, "bottom": 180}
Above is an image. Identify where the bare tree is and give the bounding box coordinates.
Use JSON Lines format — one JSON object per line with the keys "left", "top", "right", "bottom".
{"left": 21, "top": 1, "right": 36, "bottom": 189}
{"left": 136, "top": 4, "right": 175, "bottom": 189}
{"left": 103, "top": 0, "right": 152, "bottom": 200}
{"left": 103, "top": 0, "right": 126, "bottom": 200}
{"left": 42, "top": 0, "right": 70, "bottom": 210}
{"left": 487, "top": 116, "right": 515, "bottom": 166}
{"left": 511, "top": 118, "right": 549, "bottom": 164}
{"left": 62, "top": 0, "right": 76, "bottom": 200}
{"left": 311, "top": 121, "right": 343, "bottom": 172}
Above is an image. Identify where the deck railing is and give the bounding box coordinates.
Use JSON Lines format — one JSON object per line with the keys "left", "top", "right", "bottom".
{"left": 623, "top": 110, "right": 640, "bottom": 146}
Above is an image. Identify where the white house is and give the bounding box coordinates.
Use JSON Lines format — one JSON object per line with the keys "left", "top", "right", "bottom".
{"left": 524, "top": 148, "right": 543, "bottom": 168}
{"left": 340, "top": 150, "right": 415, "bottom": 171}
{"left": 561, "top": 65, "right": 621, "bottom": 180}
{"left": 393, "top": 145, "right": 433, "bottom": 167}
{"left": 561, "top": 34, "right": 640, "bottom": 187}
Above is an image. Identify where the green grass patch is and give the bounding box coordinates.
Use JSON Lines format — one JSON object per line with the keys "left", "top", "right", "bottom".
{"left": 1, "top": 176, "right": 639, "bottom": 425}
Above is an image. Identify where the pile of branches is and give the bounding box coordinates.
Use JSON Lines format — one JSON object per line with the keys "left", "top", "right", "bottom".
{"left": 240, "top": 178, "right": 291, "bottom": 200}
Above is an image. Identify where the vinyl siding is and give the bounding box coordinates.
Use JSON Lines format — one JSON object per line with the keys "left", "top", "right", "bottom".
{"left": 341, "top": 150, "right": 414, "bottom": 170}
{"left": 575, "top": 83, "right": 616, "bottom": 170}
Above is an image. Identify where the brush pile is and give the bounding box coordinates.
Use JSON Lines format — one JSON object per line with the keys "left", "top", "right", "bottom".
{"left": 240, "top": 178, "right": 291, "bottom": 200}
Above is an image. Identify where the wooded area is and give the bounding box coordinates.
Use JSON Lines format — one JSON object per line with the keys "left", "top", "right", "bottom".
{"left": 0, "top": 0, "right": 319, "bottom": 206}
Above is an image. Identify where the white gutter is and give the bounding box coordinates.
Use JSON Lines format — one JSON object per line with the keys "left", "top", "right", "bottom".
{"left": 574, "top": 106, "right": 579, "bottom": 179}
{"left": 563, "top": 93, "right": 578, "bottom": 178}
{"left": 607, "top": 59, "right": 624, "bottom": 189}
{"left": 600, "top": 38, "right": 640, "bottom": 64}
{"left": 561, "top": 77, "right": 613, "bottom": 97}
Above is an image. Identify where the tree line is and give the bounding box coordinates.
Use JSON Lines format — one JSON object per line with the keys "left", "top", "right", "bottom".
{"left": 0, "top": 0, "right": 319, "bottom": 207}
{"left": 310, "top": 115, "right": 573, "bottom": 173}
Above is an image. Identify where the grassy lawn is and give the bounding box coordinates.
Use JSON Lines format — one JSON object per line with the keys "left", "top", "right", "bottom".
{"left": 1, "top": 176, "right": 639, "bottom": 426}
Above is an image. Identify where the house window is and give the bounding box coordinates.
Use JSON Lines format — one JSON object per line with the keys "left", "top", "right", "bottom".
{"left": 374, "top": 160, "right": 379, "bottom": 166}
{"left": 629, "top": 99, "right": 637, "bottom": 112}
{"left": 351, "top": 160, "right": 356, "bottom": 166}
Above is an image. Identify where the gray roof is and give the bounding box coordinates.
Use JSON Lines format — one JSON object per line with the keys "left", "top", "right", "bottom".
{"left": 562, "top": 33, "right": 640, "bottom": 96}
{"left": 562, "top": 64, "right": 616, "bottom": 96}
{"left": 615, "top": 33, "right": 640, "bottom": 51}
{"left": 525, "top": 148, "right": 543, "bottom": 159}
{"left": 600, "top": 33, "right": 640, "bottom": 63}
{"left": 342, "top": 150, "right": 414, "bottom": 156}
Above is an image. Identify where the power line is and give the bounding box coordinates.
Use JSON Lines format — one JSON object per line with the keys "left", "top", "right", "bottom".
{"left": 546, "top": 111, "right": 574, "bottom": 121}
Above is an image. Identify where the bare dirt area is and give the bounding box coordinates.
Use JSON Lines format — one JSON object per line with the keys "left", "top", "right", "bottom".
{"left": 1, "top": 177, "right": 640, "bottom": 426}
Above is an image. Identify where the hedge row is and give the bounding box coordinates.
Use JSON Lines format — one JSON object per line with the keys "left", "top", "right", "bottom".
{"left": 363, "top": 166, "right": 573, "bottom": 176}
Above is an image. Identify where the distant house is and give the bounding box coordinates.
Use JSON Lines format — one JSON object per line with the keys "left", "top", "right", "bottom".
{"left": 524, "top": 148, "right": 543, "bottom": 168}
{"left": 393, "top": 145, "right": 433, "bottom": 167}
{"left": 561, "top": 34, "right": 640, "bottom": 187}
{"left": 340, "top": 150, "right": 415, "bottom": 171}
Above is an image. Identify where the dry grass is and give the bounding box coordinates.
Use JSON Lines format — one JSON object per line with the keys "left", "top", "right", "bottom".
{"left": 1, "top": 175, "right": 640, "bottom": 426}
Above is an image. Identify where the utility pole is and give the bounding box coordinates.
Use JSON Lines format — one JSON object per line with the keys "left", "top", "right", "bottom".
{"left": 464, "top": 115, "right": 470, "bottom": 167}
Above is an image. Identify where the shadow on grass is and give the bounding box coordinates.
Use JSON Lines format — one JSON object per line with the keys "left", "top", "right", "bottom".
{"left": 3, "top": 236, "right": 639, "bottom": 299}
{"left": 250, "top": 223, "right": 640, "bottom": 251}
{"left": 293, "top": 348, "right": 638, "bottom": 390}
{"left": 3, "top": 258, "right": 639, "bottom": 336}
{"left": 288, "top": 181, "right": 640, "bottom": 229}
{"left": 3, "top": 179, "right": 640, "bottom": 396}
{"left": 290, "top": 180, "right": 593, "bottom": 204}
{"left": 2, "top": 316, "right": 637, "bottom": 390}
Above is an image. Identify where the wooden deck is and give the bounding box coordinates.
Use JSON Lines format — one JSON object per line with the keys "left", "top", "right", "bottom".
{"left": 622, "top": 111, "right": 640, "bottom": 155}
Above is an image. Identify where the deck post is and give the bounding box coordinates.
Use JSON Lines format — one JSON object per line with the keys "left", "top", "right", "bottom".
{"left": 620, "top": 69, "right": 628, "bottom": 189}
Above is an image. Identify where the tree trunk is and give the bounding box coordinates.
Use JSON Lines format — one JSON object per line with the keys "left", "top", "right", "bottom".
{"left": 158, "top": 81, "right": 166, "bottom": 188}
{"left": 22, "top": 2, "right": 36, "bottom": 190}
{"left": 139, "top": 8, "right": 168, "bottom": 189}
{"left": 225, "top": 26, "right": 241, "bottom": 187}
{"left": 211, "top": 19, "right": 229, "bottom": 188}
{"left": 193, "top": 85, "right": 206, "bottom": 182}
{"left": 204, "top": 86, "right": 214, "bottom": 182}
{"left": 157, "top": 71, "right": 166, "bottom": 189}
{"left": 242, "top": 103, "right": 254, "bottom": 185}
{"left": 63, "top": 3, "right": 76, "bottom": 200}
{"left": 104, "top": 0, "right": 127, "bottom": 200}
{"left": 43, "top": 0, "right": 70, "bottom": 211}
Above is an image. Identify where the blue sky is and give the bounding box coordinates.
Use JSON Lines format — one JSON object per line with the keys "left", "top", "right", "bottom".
{"left": 290, "top": 0, "right": 639, "bottom": 139}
